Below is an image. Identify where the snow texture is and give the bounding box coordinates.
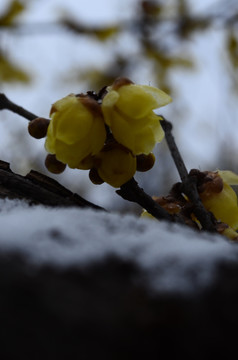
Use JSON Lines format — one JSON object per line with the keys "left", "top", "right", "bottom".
{"left": 0, "top": 198, "right": 237, "bottom": 294}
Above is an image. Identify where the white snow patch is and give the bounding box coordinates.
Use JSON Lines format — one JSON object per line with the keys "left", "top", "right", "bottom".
{"left": 0, "top": 198, "right": 237, "bottom": 293}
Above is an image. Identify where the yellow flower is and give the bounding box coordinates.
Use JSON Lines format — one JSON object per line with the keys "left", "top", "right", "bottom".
{"left": 199, "top": 170, "right": 238, "bottom": 230}
{"left": 102, "top": 77, "right": 172, "bottom": 155}
{"left": 95, "top": 143, "right": 136, "bottom": 188}
{"left": 45, "top": 94, "right": 106, "bottom": 169}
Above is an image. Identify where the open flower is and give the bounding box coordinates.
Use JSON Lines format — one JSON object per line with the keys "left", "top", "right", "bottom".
{"left": 199, "top": 170, "right": 238, "bottom": 231}
{"left": 45, "top": 94, "right": 106, "bottom": 169}
{"left": 102, "top": 77, "right": 172, "bottom": 155}
{"left": 94, "top": 143, "right": 136, "bottom": 188}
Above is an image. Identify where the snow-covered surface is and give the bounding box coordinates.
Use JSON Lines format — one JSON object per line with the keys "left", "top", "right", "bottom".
{"left": 0, "top": 198, "right": 237, "bottom": 294}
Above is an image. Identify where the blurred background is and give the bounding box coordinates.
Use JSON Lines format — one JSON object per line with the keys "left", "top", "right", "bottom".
{"left": 0, "top": 0, "right": 238, "bottom": 212}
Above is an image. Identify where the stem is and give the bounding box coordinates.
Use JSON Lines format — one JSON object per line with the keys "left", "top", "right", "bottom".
{"left": 117, "top": 178, "right": 184, "bottom": 224}
{"left": 160, "top": 116, "right": 216, "bottom": 232}
{"left": 0, "top": 93, "right": 38, "bottom": 121}
{"left": 160, "top": 117, "right": 188, "bottom": 182}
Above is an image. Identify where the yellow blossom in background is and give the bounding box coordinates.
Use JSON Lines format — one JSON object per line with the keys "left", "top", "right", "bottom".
{"left": 45, "top": 94, "right": 106, "bottom": 169}
{"left": 199, "top": 170, "right": 238, "bottom": 231}
{"left": 95, "top": 144, "right": 136, "bottom": 188}
{"left": 102, "top": 78, "right": 172, "bottom": 155}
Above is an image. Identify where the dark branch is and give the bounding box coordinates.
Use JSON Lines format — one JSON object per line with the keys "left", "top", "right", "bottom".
{"left": 0, "top": 160, "right": 104, "bottom": 211}
{"left": 160, "top": 117, "right": 216, "bottom": 232}
{"left": 181, "top": 175, "right": 217, "bottom": 231}
{"left": 0, "top": 93, "right": 38, "bottom": 121}
{"left": 161, "top": 118, "right": 188, "bottom": 182}
{"left": 117, "top": 178, "right": 184, "bottom": 224}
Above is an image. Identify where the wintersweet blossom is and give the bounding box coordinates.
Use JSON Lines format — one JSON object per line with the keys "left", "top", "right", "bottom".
{"left": 199, "top": 170, "right": 238, "bottom": 231}
{"left": 94, "top": 143, "right": 136, "bottom": 188}
{"left": 45, "top": 94, "right": 106, "bottom": 169}
{"left": 102, "top": 78, "right": 172, "bottom": 155}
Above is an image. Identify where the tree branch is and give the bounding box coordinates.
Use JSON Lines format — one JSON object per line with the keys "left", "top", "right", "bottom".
{"left": 117, "top": 178, "right": 185, "bottom": 224}
{"left": 160, "top": 117, "right": 216, "bottom": 232}
{"left": 160, "top": 118, "right": 188, "bottom": 182}
{"left": 0, "top": 93, "right": 37, "bottom": 121}
{"left": 0, "top": 160, "right": 104, "bottom": 210}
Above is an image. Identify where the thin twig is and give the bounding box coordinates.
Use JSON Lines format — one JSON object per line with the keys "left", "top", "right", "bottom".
{"left": 160, "top": 116, "right": 216, "bottom": 232}
{"left": 0, "top": 93, "right": 37, "bottom": 121}
{"left": 161, "top": 118, "right": 188, "bottom": 182}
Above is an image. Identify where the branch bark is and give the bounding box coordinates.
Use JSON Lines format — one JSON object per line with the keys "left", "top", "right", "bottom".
{"left": 0, "top": 160, "right": 104, "bottom": 210}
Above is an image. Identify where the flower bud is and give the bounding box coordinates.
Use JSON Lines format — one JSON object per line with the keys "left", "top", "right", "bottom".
{"left": 94, "top": 143, "right": 136, "bottom": 188}
{"left": 136, "top": 153, "right": 155, "bottom": 172}
{"left": 45, "top": 154, "right": 66, "bottom": 174}
{"left": 89, "top": 168, "right": 104, "bottom": 185}
{"left": 28, "top": 117, "right": 50, "bottom": 139}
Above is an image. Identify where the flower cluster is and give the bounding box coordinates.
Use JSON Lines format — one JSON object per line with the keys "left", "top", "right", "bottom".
{"left": 29, "top": 77, "right": 172, "bottom": 187}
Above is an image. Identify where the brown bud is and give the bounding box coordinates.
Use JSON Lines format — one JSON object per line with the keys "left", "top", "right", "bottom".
{"left": 45, "top": 154, "right": 66, "bottom": 174}
{"left": 28, "top": 117, "right": 50, "bottom": 139}
{"left": 136, "top": 153, "right": 155, "bottom": 172}
{"left": 89, "top": 168, "right": 104, "bottom": 185}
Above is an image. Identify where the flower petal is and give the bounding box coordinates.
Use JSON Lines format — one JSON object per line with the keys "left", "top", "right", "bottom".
{"left": 116, "top": 84, "right": 172, "bottom": 119}
{"left": 54, "top": 102, "right": 94, "bottom": 145}
{"left": 148, "top": 114, "right": 165, "bottom": 143}
{"left": 201, "top": 182, "right": 238, "bottom": 230}
{"left": 102, "top": 90, "right": 120, "bottom": 126}
{"left": 218, "top": 170, "right": 238, "bottom": 185}
{"left": 137, "top": 85, "right": 172, "bottom": 107}
{"left": 134, "top": 127, "right": 156, "bottom": 155}
{"left": 109, "top": 111, "right": 136, "bottom": 153}
{"left": 44, "top": 120, "right": 56, "bottom": 154}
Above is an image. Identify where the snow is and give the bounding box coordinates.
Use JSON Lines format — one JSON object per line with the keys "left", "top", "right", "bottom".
{"left": 0, "top": 198, "right": 237, "bottom": 294}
